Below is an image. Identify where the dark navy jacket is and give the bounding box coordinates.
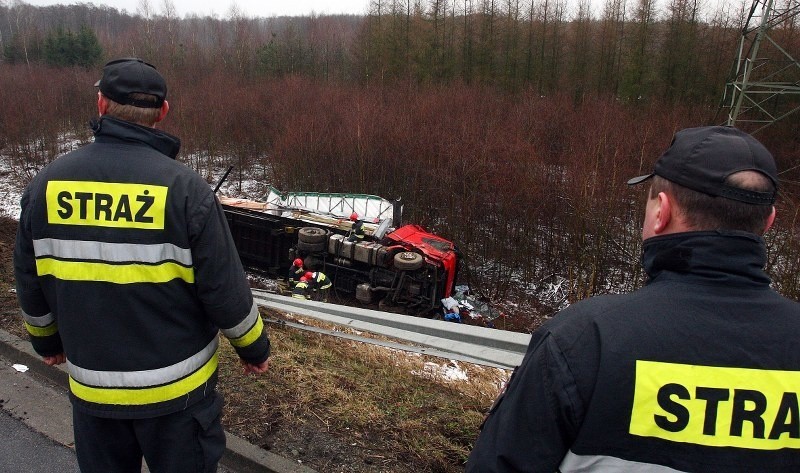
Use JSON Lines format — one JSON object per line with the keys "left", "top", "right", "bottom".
{"left": 467, "top": 231, "right": 800, "bottom": 472}
{"left": 14, "top": 117, "right": 270, "bottom": 419}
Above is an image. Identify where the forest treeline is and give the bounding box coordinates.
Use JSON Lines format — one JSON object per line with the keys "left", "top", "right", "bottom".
{"left": 0, "top": 1, "right": 798, "bottom": 322}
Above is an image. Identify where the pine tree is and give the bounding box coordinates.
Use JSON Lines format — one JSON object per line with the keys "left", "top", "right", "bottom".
{"left": 42, "top": 26, "right": 102, "bottom": 68}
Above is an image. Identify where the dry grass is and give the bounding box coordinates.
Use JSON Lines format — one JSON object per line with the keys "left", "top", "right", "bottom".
{"left": 217, "top": 310, "right": 509, "bottom": 472}
{"left": 0, "top": 216, "right": 510, "bottom": 471}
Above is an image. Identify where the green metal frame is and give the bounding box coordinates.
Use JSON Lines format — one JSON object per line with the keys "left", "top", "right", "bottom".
{"left": 719, "top": 0, "right": 800, "bottom": 133}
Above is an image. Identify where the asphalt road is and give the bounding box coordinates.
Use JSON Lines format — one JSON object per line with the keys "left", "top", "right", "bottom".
{"left": 0, "top": 333, "right": 309, "bottom": 473}
{"left": 0, "top": 409, "right": 80, "bottom": 472}
{"left": 0, "top": 355, "right": 80, "bottom": 472}
{"left": 0, "top": 355, "right": 242, "bottom": 473}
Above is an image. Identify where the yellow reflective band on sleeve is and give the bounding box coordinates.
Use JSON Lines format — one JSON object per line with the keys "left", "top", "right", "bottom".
{"left": 68, "top": 350, "right": 218, "bottom": 405}
{"left": 229, "top": 316, "right": 264, "bottom": 348}
{"left": 36, "top": 258, "right": 194, "bottom": 284}
{"left": 24, "top": 321, "right": 58, "bottom": 337}
{"left": 46, "top": 181, "right": 168, "bottom": 230}
{"left": 630, "top": 360, "right": 800, "bottom": 450}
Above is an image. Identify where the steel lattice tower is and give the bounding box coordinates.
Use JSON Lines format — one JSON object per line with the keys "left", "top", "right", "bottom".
{"left": 719, "top": 0, "right": 800, "bottom": 133}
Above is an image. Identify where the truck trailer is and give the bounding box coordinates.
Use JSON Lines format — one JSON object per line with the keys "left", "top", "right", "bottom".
{"left": 219, "top": 189, "right": 460, "bottom": 317}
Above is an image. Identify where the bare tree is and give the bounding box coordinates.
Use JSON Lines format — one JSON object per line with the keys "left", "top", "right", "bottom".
{"left": 136, "top": 0, "right": 156, "bottom": 59}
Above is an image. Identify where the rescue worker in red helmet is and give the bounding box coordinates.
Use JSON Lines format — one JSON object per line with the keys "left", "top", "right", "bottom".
{"left": 287, "top": 257, "right": 304, "bottom": 287}
{"left": 347, "top": 212, "right": 365, "bottom": 243}
{"left": 291, "top": 275, "right": 311, "bottom": 300}
{"left": 308, "top": 271, "right": 332, "bottom": 302}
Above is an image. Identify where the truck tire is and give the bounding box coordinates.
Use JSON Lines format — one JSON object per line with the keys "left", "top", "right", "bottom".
{"left": 299, "top": 227, "right": 328, "bottom": 244}
{"left": 394, "top": 251, "right": 423, "bottom": 271}
{"left": 297, "top": 240, "right": 326, "bottom": 253}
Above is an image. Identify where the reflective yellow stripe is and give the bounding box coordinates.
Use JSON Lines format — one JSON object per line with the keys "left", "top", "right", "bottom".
{"left": 25, "top": 321, "right": 58, "bottom": 337}
{"left": 36, "top": 258, "right": 194, "bottom": 284}
{"left": 69, "top": 338, "right": 218, "bottom": 387}
{"left": 631, "top": 360, "right": 800, "bottom": 450}
{"left": 69, "top": 350, "right": 218, "bottom": 405}
{"left": 221, "top": 302, "right": 260, "bottom": 340}
{"left": 229, "top": 316, "right": 264, "bottom": 348}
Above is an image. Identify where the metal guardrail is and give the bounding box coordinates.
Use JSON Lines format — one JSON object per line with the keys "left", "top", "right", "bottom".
{"left": 251, "top": 289, "right": 531, "bottom": 370}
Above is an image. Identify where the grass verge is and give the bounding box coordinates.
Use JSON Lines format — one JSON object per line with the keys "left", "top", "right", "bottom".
{"left": 217, "top": 310, "right": 509, "bottom": 472}
{"left": 0, "top": 216, "right": 509, "bottom": 472}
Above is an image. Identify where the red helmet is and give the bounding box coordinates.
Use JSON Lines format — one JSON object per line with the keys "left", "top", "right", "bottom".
{"left": 304, "top": 271, "right": 313, "bottom": 280}
{"left": 293, "top": 258, "right": 303, "bottom": 267}
{"left": 299, "top": 275, "right": 310, "bottom": 282}
{"left": 349, "top": 212, "right": 358, "bottom": 221}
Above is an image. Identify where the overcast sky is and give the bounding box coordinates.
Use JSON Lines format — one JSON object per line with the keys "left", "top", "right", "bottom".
{"left": 16, "top": 0, "right": 733, "bottom": 20}
{"left": 21, "top": 0, "right": 372, "bottom": 17}
{"left": 17, "top": 0, "right": 641, "bottom": 19}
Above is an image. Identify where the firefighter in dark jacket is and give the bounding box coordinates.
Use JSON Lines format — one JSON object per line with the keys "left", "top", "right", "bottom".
{"left": 347, "top": 212, "right": 365, "bottom": 242}
{"left": 292, "top": 275, "right": 311, "bottom": 300}
{"left": 467, "top": 126, "right": 800, "bottom": 472}
{"left": 13, "top": 58, "right": 271, "bottom": 473}
{"left": 287, "top": 257, "right": 304, "bottom": 287}
{"left": 307, "top": 271, "right": 332, "bottom": 302}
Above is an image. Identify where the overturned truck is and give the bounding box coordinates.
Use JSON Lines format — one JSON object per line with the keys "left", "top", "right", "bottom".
{"left": 220, "top": 187, "right": 460, "bottom": 317}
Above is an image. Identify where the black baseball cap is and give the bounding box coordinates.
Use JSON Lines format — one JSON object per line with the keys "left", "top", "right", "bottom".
{"left": 94, "top": 58, "right": 167, "bottom": 108}
{"left": 627, "top": 126, "right": 777, "bottom": 205}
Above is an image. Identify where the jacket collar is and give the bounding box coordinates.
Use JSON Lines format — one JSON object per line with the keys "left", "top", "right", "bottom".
{"left": 90, "top": 116, "right": 181, "bottom": 159}
{"left": 642, "top": 230, "right": 771, "bottom": 287}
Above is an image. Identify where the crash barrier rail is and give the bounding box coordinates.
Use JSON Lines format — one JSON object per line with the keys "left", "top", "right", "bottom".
{"left": 251, "top": 289, "right": 531, "bottom": 370}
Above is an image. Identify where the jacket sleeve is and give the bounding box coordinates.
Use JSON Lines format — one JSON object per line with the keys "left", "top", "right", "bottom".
{"left": 13, "top": 187, "right": 63, "bottom": 357}
{"left": 189, "top": 190, "right": 270, "bottom": 365}
{"left": 465, "top": 329, "right": 582, "bottom": 472}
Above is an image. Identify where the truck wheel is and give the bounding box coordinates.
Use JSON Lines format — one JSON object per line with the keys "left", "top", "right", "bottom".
{"left": 298, "top": 227, "right": 328, "bottom": 244}
{"left": 394, "top": 251, "right": 423, "bottom": 270}
{"left": 297, "top": 240, "right": 326, "bottom": 253}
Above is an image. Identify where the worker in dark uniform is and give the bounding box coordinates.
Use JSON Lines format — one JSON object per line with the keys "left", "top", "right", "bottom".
{"left": 347, "top": 212, "right": 365, "bottom": 242}
{"left": 467, "top": 126, "right": 800, "bottom": 472}
{"left": 292, "top": 275, "right": 311, "bottom": 300}
{"left": 287, "top": 257, "right": 304, "bottom": 287}
{"left": 14, "top": 58, "right": 271, "bottom": 473}
{"left": 308, "top": 271, "right": 332, "bottom": 302}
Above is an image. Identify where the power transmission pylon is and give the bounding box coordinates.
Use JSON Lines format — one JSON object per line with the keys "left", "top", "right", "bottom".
{"left": 718, "top": 0, "right": 800, "bottom": 133}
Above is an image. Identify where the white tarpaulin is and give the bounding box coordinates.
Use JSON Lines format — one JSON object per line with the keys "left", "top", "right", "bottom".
{"left": 264, "top": 187, "right": 395, "bottom": 223}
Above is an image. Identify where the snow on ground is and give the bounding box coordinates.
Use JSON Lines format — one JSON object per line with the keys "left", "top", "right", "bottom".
{"left": 0, "top": 149, "right": 501, "bottom": 385}
{"left": 414, "top": 360, "right": 470, "bottom": 382}
{"left": 0, "top": 162, "right": 24, "bottom": 220}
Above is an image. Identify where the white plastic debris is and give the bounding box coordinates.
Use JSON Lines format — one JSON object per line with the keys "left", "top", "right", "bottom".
{"left": 12, "top": 364, "right": 29, "bottom": 372}
{"left": 441, "top": 297, "right": 459, "bottom": 311}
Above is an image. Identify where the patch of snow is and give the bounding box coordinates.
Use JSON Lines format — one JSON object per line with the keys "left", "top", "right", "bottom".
{"left": 412, "top": 360, "right": 469, "bottom": 382}
{"left": 0, "top": 160, "right": 23, "bottom": 220}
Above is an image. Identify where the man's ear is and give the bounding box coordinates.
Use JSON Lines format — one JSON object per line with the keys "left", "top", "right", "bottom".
{"left": 97, "top": 92, "right": 109, "bottom": 116}
{"left": 155, "top": 100, "right": 169, "bottom": 123}
{"left": 653, "top": 191, "right": 673, "bottom": 235}
{"left": 763, "top": 206, "right": 776, "bottom": 234}
{"left": 156, "top": 100, "right": 169, "bottom": 123}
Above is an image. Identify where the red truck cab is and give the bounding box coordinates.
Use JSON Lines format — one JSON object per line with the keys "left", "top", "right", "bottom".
{"left": 385, "top": 225, "right": 458, "bottom": 299}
